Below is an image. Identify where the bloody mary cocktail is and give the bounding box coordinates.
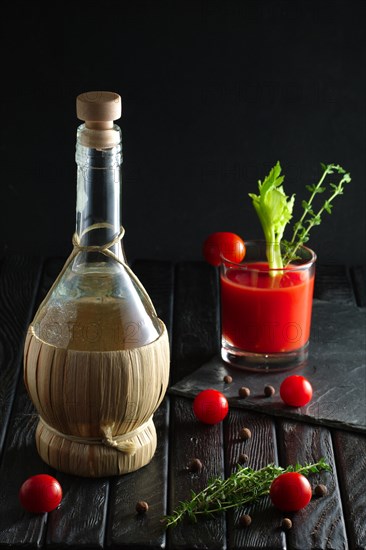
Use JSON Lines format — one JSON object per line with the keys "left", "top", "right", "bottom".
{"left": 220, "top": 241, "right": 316, "bottom": 370}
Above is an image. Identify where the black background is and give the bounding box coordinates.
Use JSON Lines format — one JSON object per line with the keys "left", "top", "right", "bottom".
{"left": 1, "top": 0, "right": 365, "bottom": 265}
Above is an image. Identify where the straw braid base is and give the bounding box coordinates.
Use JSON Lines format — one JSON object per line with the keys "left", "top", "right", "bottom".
{"left": 36, "top": 416, "right": 157, "bottom": 477}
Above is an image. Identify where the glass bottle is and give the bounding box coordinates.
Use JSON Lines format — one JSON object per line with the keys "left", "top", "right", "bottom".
{"left": 24, "top": 92, "right": 170, "bottom": 477}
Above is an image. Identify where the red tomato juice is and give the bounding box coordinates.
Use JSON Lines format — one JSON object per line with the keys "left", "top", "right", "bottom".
{"left": 220, "top": 262, "right": 315, "bottom": 353}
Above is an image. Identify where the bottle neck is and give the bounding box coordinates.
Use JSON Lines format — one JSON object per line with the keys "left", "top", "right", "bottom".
{"left": 75, "top": 124, "right": 124, "bottom": 261}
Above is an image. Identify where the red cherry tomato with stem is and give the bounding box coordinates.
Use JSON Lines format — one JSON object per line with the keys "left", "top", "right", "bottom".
{"left": 280, "top": 375, "right": 313, "bottom": 407}
{"left": 270, "top": 472, "right": 312, "bottom": 512}
{"left": 19, "top": 474, "right": 63, "bottom": 513}
{"left": 203, "top": 232, "right": 246, "bottom": 266}
{"left": 193, "top": 389, "right": 229, "bottom": 424}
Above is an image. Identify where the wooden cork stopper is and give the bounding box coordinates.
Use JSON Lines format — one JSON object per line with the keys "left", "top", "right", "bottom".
{"left": 77, "top": 91, "right": 121, "bottom": 129}
{"left": 76, "top": 91, "right": 122, "bottom": 148}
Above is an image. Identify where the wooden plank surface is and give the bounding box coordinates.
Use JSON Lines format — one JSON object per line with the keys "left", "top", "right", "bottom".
{"left": 45, "top": 258, "right": 175, "bottom": 548}
{"left": 132, "top": 259, "right": 175, "bottom": 342}
{"left": 0, "top": 258, "right": 364, "bottom": 549}
{"left": 224, "top": 410, "right": 285, "bottom": 550}
{"left": 171, "top": 261, "right": 219, "bottom": 385}
{"left": 277, "top": 420, "right": 348, "bottom": 550}
{"left": 0, "top": 381, "right": 50, "bottom": 547}
{"left": 332, "top": 430, "right": 366, "bottom": 550}
{"left": 314, "top": 265, "right": 355, "bottom": 305}
{"left": 0, "top": 255, "right": 42, "bottom": 459}
{"left": 168, "top": 260, "right": 225, "bottom": 548}
{"left": 102, "top": 259, "right": 175, "bottom": 549}
{"left": 350, "top": 265, "right": 366, "bottom": 307}
{"left": 45, "top": 475, "right": 109, "bottom": 549}
{"left": 0, "top": 257, "right": 175, "bottom": 548}
{"left": 36, "top": 257, "right": 66, "bottom": 301}
{"left": 168, "top": 396, "right": 226, "bottom": 550}
{"left": 26, "top": 256, "right": 111, "bottom": 548}
{"left": 106, "top": 398, "right": 170, "bottom": 549}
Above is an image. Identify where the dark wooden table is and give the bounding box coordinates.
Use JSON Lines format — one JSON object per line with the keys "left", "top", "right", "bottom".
{"left": 0, "top": 256, "right": 365, "bottom": 549}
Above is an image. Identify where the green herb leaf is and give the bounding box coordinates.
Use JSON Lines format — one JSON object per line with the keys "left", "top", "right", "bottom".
{"left": 323, "top": 200, "right": 333, "bottom": 214}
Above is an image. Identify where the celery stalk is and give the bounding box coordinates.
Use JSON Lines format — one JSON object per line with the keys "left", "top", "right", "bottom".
{"left": 249, "top": 162, "right": 294, "bottom": 274}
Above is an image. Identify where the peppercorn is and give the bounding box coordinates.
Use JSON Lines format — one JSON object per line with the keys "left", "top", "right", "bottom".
{"left": 281, "top": 517, "right": 292, "bottom": 530}
{"left": 238, "top": 386, "right": 251, "bottom": 398}
{"left": 239, "top": 427, "right": 252, "bottom": 440}
{"left": 314, "top": 484, "right": 328, "bottom": 497}
{"left": 238, "top": 453, "right": 249, "bottom": 464}
{"left": 224, "top": 375, "right": 233, "bottom": 384}
{"left": 189, "top": 458, "right": 203, "bottom": 473}
{"left": 135, "top": 500, "right": 149, "bottom": 514}
{"left": 264, "top": 385, "right": 275, "bottom": 397}
{"left": 239, "top": 514, "right": 252, "bottom": 527}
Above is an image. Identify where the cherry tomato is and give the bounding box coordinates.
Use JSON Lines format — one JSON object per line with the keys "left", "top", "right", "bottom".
{"left": 203, "top": 232, "right": 246, "bottom": 266}
{"left": 19, "top": 474, "right": 62, "bottom": 513}
{"left": 193, "top": 389, "right": 229, "bottom": 424}
{"left": 270, "top": 472, "right": 312, "bottom": 512}
{"left": 280, "top": 375, "right": 313, "bottom": 407}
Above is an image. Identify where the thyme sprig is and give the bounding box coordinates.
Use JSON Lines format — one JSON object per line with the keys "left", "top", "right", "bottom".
{"left": 282, "top": 163, "right": 351, "bottom": 264}
{"left": 163, "top": 458, "right": 331, "bottom": 528}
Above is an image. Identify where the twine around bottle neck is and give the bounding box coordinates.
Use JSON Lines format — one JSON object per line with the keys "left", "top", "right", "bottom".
{"left": 72, "top": 222, "right": 126, "bottom": 262}
{"left": 39, "top": 222, "right": 157, "bottom": 317}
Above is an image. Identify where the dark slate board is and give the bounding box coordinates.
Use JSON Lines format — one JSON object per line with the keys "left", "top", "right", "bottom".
{"left": 170, "top": 300, "right": 366, "bottom": 434}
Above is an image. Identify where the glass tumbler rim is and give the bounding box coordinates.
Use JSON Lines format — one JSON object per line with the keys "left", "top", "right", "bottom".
{"left": 220, "top": 239, "right": 317, "bottom": 273}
